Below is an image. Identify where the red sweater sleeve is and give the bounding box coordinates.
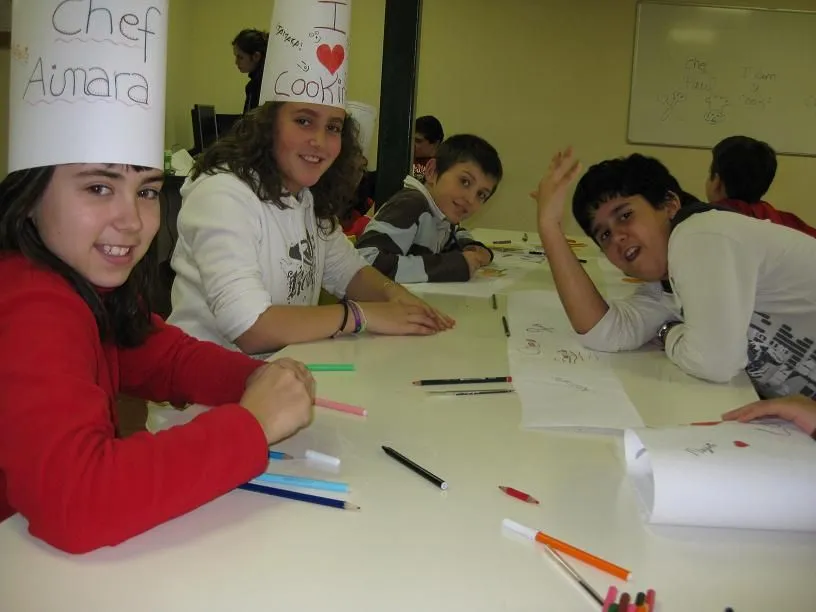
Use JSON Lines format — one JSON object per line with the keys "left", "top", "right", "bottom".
{"left": 119, "top": 316, "right": 263, "bottom": 406}
{"left": 0, "top": 282, "right": 269, "bottom": 553}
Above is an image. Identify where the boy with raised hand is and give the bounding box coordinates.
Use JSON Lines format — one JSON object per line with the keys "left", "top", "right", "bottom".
{"left": 357, "top": 134, "right": 502, "bottom": 283}
{"left": 706, "top": 135, "right": 816, "bottom": 238}
{"left": 536, "top": 148, "right": 816, "bottom": 410}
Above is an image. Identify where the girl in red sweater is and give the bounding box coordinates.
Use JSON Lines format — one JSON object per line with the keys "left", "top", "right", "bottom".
{"left": 0, "top": 0, "right": 315, "bottom": 553}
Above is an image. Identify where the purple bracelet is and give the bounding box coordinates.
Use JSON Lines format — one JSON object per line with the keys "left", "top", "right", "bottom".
{"left": 347, "top": 300, "right": 363, "bottom": 334}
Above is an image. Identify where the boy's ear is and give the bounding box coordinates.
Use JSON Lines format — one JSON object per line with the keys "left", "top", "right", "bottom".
{"left": 666, "top": 191, "right": 682, "bottom": 219}
{"left": 709, "top": 173, "right": 726, "bottom": 199}
{"left": 424, "top": 158, "right": 438, "bottom": 185}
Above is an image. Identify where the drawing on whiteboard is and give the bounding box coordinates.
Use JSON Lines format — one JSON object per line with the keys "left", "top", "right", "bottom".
{"left": 658, "top": 90, "right": 686, "bottom": 121}
{"left": 704, "top": 94, "right": 729, "bottom": 124}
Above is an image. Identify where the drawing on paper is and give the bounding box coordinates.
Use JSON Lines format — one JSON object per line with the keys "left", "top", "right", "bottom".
{"left": 685, "top": 442, "right": 717, "bottom": 457}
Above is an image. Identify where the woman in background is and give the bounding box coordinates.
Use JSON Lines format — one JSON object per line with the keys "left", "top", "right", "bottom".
{"left": 232, "top": 29, "right": 269, "bottom": 114}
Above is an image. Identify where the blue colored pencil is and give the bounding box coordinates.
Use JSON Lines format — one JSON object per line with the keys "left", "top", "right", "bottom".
{"left": 253, "top": 472, "right": 350, "bottom": 493}
{"left": 268, "top": 450, "right": 294, "bottom": 460}
{"left": 237, "top": 482, "right": 360, "bottom": 510}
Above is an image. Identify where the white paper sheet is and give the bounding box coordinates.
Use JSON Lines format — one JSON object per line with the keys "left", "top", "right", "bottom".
{"left": 491, "top": 249, "right": 548, "bottom": 270}
{"left": 405, "top": 265, "right": 526, "bottom": 298}
{"left": 506, "top": 290, "right": 644, "bottom": 431}
{"left": 624, "top": 421, "right": 816, "bottom": 531}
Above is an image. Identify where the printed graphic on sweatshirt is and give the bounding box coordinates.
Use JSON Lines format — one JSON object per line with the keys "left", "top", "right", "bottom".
{"left": 747, "top": 311, "right": 816, "bottom": 400}
{"left": 282, "top": 230, "right": 317, "bottom": 304}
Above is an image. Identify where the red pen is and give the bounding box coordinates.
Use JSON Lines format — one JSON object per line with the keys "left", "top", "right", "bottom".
{"left": 498, "top": 486, "right": 539, "bottom": 504}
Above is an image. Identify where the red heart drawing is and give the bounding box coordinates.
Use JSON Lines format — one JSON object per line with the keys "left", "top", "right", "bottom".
{"left": 316, "top": 44, "right": 345, "bottom": 75}
{"left": 733, "top": 440, "right": 749, "bottom": 448}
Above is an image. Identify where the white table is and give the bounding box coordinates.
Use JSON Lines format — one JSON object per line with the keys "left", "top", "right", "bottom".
{"left": 2, "top": 232, "right": 813, "bottom": 612}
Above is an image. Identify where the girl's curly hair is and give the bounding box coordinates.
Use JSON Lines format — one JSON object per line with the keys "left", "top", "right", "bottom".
{"left": 191, "top": 101, "right": 363, "bottom": 235}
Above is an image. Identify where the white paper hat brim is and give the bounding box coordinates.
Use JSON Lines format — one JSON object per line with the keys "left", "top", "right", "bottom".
{"left": 259, "top": 0, "right": 351, "bottom": 109}
{"left": 8, "top": 0, "right": 169, "bottom": 173}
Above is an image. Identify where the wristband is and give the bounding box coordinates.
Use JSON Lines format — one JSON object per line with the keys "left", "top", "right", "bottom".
{"left": 331, "top": 300, "right": 350, "bottom": 338}
{"left": 347, "top": 300, "right": 363, "bottom": 334}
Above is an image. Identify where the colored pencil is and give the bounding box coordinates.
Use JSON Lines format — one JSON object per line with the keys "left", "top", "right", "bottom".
{"left": 540, "top": 541, "right": 604, "bottom": 606}
{"left": 267, "top": 450, "right": 294, "bottom": 460}
{"left": 492, "top": 240, "right": 512, "bottom": 244}
{"left": 237, "top": 482, "right": 359, "bottom": 511}
{"left": 413, "top": 376, "right": 513, "bottom": 386}
{"left": 498, "top": 486, "right": 539, "bottom": 504}
{"left": 252, "top": 473, "right": 350, "bottom": 493}
{"left": 315, "top": 397, "right": 367, "bottom": 417}
{"left": 491, "top": 294, "right": 498, "bottom": 310}
{"left": 646, "top": 589, "right": 656, "bottom": 611}
{"left": 501, "top": 315, "right": 511, "bottom": 337}
{"left": 427, "top": 389, "right": 514, "bottom": 396}
{"left": 502, "top": 519, "right": 631, "bottom": 581}
{"left": 382, "top": 445, "right": 448, "bottom": 490}
{"left": 618, "top": 593, "right": 631, "bottom": 612}
{"left": 307, "top": 363, "right": 356, "bottom": 372}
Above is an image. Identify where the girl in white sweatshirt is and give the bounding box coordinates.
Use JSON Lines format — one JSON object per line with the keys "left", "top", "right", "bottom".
{"left": 167, "top": 102, "right": 454, "bottom": 358}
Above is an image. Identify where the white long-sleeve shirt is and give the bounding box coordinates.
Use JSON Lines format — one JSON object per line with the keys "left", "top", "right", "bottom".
{"left": 167, "top": 171, "right": 367, "bottom": 352}
{"left": 580, "top": 210, "right": 816, "bottom": 399}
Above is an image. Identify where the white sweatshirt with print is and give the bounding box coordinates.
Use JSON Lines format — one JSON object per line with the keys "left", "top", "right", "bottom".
{"left": 167, "top": 171, "right": 367, "bottom": 352}
{"left": 579, "top": 210, "right": 816, "bottom": 399}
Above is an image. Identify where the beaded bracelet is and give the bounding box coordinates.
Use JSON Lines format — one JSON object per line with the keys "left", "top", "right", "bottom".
{"left": 331, "top": 300, "right": 350, "bottom": 339}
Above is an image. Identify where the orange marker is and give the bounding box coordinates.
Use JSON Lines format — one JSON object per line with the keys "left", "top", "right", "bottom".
{"left": 502, "top": 519, "right": 631, "bottom": 581}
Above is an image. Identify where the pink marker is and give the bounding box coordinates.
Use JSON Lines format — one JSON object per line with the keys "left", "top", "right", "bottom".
{"left": 602, "top": 586, "right": 618, "bottom": 611}
{"left": 646, "top": 589, "right": 656, "bottom": 611}
{"left": 315, "top": 397, "right": 367, "bottom": 417}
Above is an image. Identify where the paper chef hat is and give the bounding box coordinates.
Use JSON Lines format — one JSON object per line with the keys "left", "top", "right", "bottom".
{"left": 8, "top": 0, "right": 169, "bottom": 173}
{"left": 259, "top": 0, "right": 350, "bottom": 109}
{"left": 346, "top": 101, "right": 377, "bottom": 156}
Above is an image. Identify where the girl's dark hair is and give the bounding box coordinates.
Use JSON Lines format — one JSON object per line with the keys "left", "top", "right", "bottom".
{"left": 415, "top": 115, "right": 444, "bottom": 144}
{"left": 0, "top": 166, "right": 156, "bottom": 347}
{"left": 191, "top": 101, "right": 363, "bottom": 234}
{"left": 231, "top": 29, "right": 269, "bottom": 58}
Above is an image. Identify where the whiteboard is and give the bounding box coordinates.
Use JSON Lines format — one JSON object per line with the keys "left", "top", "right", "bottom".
{"left": 627, "top": 2, "right": 816, "bottom": 156}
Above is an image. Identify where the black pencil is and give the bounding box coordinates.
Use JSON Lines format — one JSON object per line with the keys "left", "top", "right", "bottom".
{"left": 413, "top": 376, "right": 513, "bottom": 386}
{"left": 491, "top": 294, "right": 497, "bottom": 310}
{"left": 501, "top": 315, "right": 510, "bottom": 337}
{"left": 382, "top": 446, "right": 448, "bottom": 490}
